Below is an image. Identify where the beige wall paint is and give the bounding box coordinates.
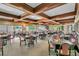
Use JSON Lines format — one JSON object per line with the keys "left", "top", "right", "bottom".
{"left": 0, "top": 20, "right": 21, "bottom": 26}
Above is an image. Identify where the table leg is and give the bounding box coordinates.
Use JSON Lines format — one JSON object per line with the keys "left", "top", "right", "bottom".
{"left": 48, "top": 42, "right": 50, "bottom": 55}
{"left": 2, "top": 47, "right": 3, "bottom": 56}
{"left": 20, "top": 37, "right": 21, "bottom": 46}
{"left": 69, "top": 49, "right": 71, "bottom": 56}
{"left": 75, "top": 51, "right": 76, "bottom": 56}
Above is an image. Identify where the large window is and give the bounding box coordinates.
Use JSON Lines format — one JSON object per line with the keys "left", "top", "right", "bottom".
{"left": 0, "top": 25, "right": 14, "bottom": 33}
{"left": 49, "top": 25, "right": 64, "bottom": 31}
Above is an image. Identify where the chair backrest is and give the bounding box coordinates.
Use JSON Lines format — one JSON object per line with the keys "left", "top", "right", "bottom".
{"left": 53, "top": 34, "right": 60, "bottom": 43}
{"left": 70, "top": 34, "right": 77, "bottom": 44}
{"left": 59, "top": 43, "right": 69, "bottom": 55}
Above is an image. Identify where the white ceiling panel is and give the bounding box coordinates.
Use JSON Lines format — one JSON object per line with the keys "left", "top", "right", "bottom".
{"left": 44, "top": 3, "right": 75, "bottom": 17}
{"left": 26, "top": 3, "right": 41, "bottom": 8}
{"left": 0, "top": 3, "right": 25, "bottom": 16}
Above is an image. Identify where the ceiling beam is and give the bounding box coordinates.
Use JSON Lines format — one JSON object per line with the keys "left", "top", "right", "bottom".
{"left": 38, "top": 13, "right": 50, "bottom": 19}
{"left": 24, "top": 18, "right": 60, "bottom": 24}
{"left": 0, "top": 12, "right": 20, "bottom": 19}
{"left": 34, "top": 3, "right": 65, "bottom": 14}
{"left": 59, "top": 20, "right": 74, "bottom": 24}
{"left": 75, "top": 3, "right": 78, "bottom": 15}
{"left": 50, "top": 11, "right": 76, "bottom": 19}
{"left": 24, "top": 18, "right": 38, "bottom": 22}
{"left": 0, "top": 18, "right": 14, "bottom": 22}
{"left": 57, "top": 20, "right": 74, "bottom": 23}
{"left": 74, "top": 3, "right": 79, "bottom": 23}
{"left": 56, "top": 20, "right": 74, "bottom": 24}
{"left": 54, "top": 18, "right": 74, "bottom": 22}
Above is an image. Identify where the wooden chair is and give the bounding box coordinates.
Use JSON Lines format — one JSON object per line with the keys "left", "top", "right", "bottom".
{"left": 59, "top": 43, "right": 70, "bottom": 56}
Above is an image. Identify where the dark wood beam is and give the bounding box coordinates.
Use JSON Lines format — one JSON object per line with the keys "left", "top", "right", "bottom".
{"left": 57, "top": 20, "right": 74, "bottom": 23}
{"left": 34, "top": 3, "right": 65, "bottom": 14}
{"left": 38, "top": 13, "right": 50, "bottom": 19}
{"left": 0, "top": 12, "right": 20, "bottom": 18}
{"left": 75, "top": 3, "right": 78, "bottom": 15}
{"left": 50, "top": 11, "right": 76, "bottom": 19}
{"left": 0, "top": 18, "right": 14, "bottom": 22}
{"left": 60, "top": 21, "right": 74, "bottom": 24}
{"left": 74, "top": 3, "right": 79, "bottom": 23}
{"left": 56, "top": 20, "right": 74, "bottom": 24}
{"left": 54, "top": 18, "right": 74, "bottom": 22}
{"left": 24, "top": 18, "right": 38, "bottom": 22}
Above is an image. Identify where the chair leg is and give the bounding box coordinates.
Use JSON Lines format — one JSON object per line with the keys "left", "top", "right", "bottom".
{"left": 20, "top": 40, "right": 21, "bottom": 46}
{"left": 28, "top": 44, "right": 29, "bottom": 47}
{"left": 10, "top": 39, "right": 12, "bottom": 45}
{"left": 36, "top": 39, "right": 37, "bottom": 44}
{"left": 49, "top": 49, "right": 50, "bottom": 55}
{"left": 48, "top": 40, "right": 50, "bottom": 55}
{"left": 2, "top": 46, "right": 3, "bottom": 56}
{"left": 69, "top": 49, "right": 71, "bottom": 56}
{"left": 75, "top": 51, "right": 76, "bottom": 56}
{"left": 25, "top": 39, "right": 26, "bottom": 45}
{"left": 19, "top": 37, "right": 22, "bottom": 46}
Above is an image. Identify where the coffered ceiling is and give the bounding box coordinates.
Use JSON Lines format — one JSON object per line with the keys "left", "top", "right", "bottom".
{"left": 0, "top": 3, "right": 77, "bottom": 25}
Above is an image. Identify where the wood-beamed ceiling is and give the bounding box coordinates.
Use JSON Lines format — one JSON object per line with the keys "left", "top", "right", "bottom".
{"left": 0, "top": 3, "right": 77, "bottom": 24}
{"left": 20, "top": 3, "right": 65, "bottom": 19}
{"left": 10, "top": 3, "right": 62, "bottom": 24}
